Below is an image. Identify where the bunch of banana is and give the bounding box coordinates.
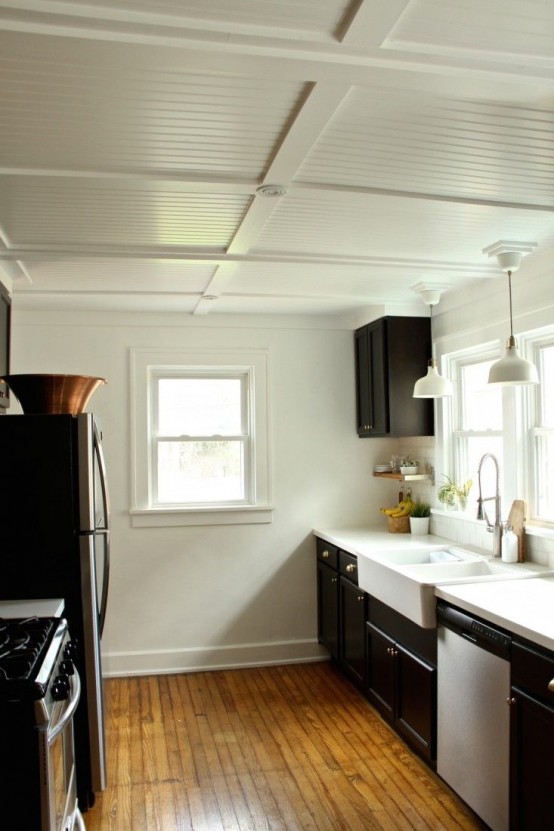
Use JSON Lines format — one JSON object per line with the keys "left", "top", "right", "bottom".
{"left": 380, "top": 496, "right": 414, "bottom": 518}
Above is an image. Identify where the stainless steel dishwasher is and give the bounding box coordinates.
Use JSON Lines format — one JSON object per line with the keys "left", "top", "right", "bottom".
{"left": 437, "top": 601, "right": 511, "bottom": 831}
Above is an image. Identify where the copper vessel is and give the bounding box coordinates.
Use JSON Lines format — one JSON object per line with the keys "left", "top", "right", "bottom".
{"left": 0, "top": 374, "right": 107, "bottom": 415}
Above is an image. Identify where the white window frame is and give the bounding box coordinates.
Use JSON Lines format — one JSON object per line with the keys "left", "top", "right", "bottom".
{"left": 521, "top": 329, "right": 554, "bottom": 526}
{"left": 443, "top": 343, "right": 505, "bottom": 497}
{"left": 441, "top": 327, "right": 554, "bottom": 531}
{"left": 151, "top": 368, "right": 252, "bottom": 507}
{"left": 130, "top": 348, "right": 273, "bottom": 527}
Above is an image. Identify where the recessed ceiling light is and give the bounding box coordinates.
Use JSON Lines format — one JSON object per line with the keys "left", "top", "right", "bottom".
{"left": 256, "top": 184, "right": 287, "bottom": 198}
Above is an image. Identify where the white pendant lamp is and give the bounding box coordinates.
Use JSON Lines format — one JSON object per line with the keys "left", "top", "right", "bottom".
{"left": 483, "top": 242, "right": 539, "bottom": 387}
{"left": 412, "top": 286, "right": 453, "bottom": 398}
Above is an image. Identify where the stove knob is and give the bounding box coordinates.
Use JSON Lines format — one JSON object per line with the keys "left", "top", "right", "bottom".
{"left": 64, "top": 640, "right": 78, "bottom": 660}
{"left": 60, "top": 659, "right": 74, "bottom": 676}
{"left": 51, "top": 674, "right": 70, "bottom": 701}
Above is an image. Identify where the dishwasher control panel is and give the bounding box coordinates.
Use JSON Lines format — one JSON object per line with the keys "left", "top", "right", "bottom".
{"left": 471, "top": 619, "right": 511, "bottom": 651}
{"left": 437, "top": 601, "right": 512, "bottom": 660}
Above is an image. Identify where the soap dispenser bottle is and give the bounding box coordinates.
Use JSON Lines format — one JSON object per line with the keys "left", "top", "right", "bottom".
{"left": 501, "top": 524, "right": 518, "bottom": 563}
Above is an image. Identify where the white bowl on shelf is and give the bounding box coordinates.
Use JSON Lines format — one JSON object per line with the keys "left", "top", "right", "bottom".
{"left": 400, "top": 465, "right": 418, "bottom": 475}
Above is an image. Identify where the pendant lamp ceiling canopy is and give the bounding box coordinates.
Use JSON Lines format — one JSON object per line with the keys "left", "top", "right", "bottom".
{"left": 483, "top": 241, "right": 539, "bottom": 387}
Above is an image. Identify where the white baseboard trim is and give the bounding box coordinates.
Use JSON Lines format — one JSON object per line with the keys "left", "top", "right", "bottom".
{"left": 102, "top": 638, "right": 329, "bottom": 677}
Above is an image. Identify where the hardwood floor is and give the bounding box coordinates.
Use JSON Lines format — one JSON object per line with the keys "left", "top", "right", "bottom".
{"left": 84, "top": 662, "right": 486, "bottom": 830}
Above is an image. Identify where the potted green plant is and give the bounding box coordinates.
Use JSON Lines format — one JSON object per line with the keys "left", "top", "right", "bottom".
{"left": 437, "top": 476, "right": 473, "bottom": 511}
{"left": 409, "top": 501, "right": 431, "bottom": 535}
{"left": 399, "top": 456, "right": 419, "bottom": 474}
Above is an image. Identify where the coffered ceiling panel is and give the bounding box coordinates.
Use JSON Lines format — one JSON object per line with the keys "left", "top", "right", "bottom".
{"left": 0, "top": 0, "right": 552, "bottom": 316}
{"left": 386, "top": 0, "right": 554, "bottom": 62}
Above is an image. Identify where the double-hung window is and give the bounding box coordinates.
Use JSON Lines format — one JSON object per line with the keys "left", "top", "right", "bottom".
{"left": 153, "top": 372, "right": 250, "bottom": 506}
{"left": 444, "top": 327, "right": 554, "bottom": 529}
{"left": 526, "top": 334, "right": 554, "bottom": 523}
{"left": 131, "top": 348, "right": 272, "bottom": 527}
{"left": 445, "top": 346, "right": 505, "bottom": 515}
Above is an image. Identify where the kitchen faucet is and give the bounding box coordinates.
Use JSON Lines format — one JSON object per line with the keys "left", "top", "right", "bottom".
{"left": 476, "top": 453, "right": 503, "bottom": 558}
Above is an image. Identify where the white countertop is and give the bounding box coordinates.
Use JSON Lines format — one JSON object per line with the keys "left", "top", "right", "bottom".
{"left": 0, "top": 598, "right": 65, "bottom": 618}
{"left": 314, "top": 526, "right": 456, "bottom": 556}
{"left": 314, "top": 527, "right": 554, "bottom": 652}
{"left": 436, "top": 579, "right": 554, "bottom": 652}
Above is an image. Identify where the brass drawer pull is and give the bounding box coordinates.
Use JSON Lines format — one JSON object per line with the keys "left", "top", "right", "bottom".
{"left": 345, "top": 563, "right": 356, "bottom": 574}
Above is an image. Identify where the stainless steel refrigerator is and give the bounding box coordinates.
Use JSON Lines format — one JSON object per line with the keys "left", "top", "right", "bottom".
{"left": 0, "top": 412, "right": 110, "bottom": 812}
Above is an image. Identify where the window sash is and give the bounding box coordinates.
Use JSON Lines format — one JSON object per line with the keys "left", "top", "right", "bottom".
{"left": 150, "top": 370, "right": 253, "bottom": 508}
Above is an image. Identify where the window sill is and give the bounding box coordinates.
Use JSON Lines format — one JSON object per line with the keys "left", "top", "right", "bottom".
{"left": 130, "top": 504, "right": 275, "bottom": 528}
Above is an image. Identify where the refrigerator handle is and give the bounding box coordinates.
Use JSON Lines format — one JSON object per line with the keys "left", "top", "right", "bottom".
{"left": 93, "top": 422, "right": 110, "bottom": 636}
{"left": 93, "top": 422, "right": 111, "bottom": 532}
{"left": 97, "top": 529, "right": 110, "bottom": 636}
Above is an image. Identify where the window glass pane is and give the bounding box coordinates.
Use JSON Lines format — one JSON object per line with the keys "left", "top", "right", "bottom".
{"left": 157, "top": 440, "right": 244, "bottom": 503}
{"left": 540, "top": 345, "right": 554, "bottom": 426}
{"left": 460, "top": 361, "right": 502, "bottom": 430}
{"left": 158, "top": 378, "right": 243, "bottom": 436}
{"left": 536, "top": 434, "right": 554, "bottom": 519}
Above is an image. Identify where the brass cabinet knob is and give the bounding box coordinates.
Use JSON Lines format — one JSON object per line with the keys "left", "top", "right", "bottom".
{"left": 357, "top": 594, "right": 364, "bottom": 602}
{"left": 331, "top": 577, "right": 338, "bottom": 583}
{"left": 322, "top": 549, "right": 330, "bottom": 558}
{"left": 346, "top": 563, "right": 356, "bottom": 574}
{"left": 548, "top": 678, "right": 554, "bottom": 693}
{"left": 506, "top": 697, "right": 517, "bottom": 705}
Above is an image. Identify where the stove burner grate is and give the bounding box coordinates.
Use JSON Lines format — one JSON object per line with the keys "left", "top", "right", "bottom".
{"left": 0, "top": 617, "right": 56, "bottom": 683}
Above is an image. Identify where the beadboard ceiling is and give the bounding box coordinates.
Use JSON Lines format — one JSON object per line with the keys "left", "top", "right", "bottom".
{"left": 0, "top": 0, "right": 552, "bottom": 317}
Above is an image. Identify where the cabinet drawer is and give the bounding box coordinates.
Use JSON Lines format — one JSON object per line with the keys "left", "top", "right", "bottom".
{"left": 512, "top": 640, "right": 554, "bottom": 706}
{"left": 339, "top": 550, "right": 358, "bottom": 585}
{"left": 316, "top": 538, "right": 338, "bottom": 569}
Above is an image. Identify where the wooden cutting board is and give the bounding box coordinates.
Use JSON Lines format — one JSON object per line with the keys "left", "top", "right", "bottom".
{"left": 507, "top": 499, "right": 527, "bottom": 562}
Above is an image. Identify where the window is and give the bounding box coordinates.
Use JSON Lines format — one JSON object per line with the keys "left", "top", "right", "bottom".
{"left": 443, "top": 327, "right": 554, "bottom": 528}
{"left": 526, "top": 334, "right": 554, "bottom": 523}
{"left": 130, "top": 348, "right": 272, "bottom": 527}
{"left": 447, "top": 348, "right": 504, "bottom": 514}
{"left": 154, "top": 373, "right": 250, "bottom": 505}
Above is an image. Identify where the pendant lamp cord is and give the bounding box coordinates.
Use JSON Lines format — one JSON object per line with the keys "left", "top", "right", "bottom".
{"left": 429, "top": 303, "right": 435, "bottom": 360}
{"left": 507, "top": 270, "right": 514, "bottom": 339}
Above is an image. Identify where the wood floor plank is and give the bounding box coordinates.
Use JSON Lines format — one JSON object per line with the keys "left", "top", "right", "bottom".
{"left": 85, "top": 663, "right": 486, "bottom": 831}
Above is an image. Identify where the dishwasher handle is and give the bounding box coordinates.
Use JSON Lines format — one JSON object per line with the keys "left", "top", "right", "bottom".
{"left": 437, "top": 601, "right": 511, "bottom": 660}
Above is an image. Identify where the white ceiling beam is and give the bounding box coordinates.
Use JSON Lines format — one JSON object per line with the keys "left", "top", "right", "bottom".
{"left": 227, "top": 82, "right": 351, "bottom": 255}
{"left": 0, "top": 246, "right": 498, "bottom": 276}
{"left": 339, "top": 0, "right": 412, "bottom": 47}
{"left": 0, "top": 26, "right": 552, "bottom": 92}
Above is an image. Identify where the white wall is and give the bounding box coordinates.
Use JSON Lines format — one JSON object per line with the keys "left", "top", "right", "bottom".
{"left": 10, "top": 310, "right": 397, "bottom": 676}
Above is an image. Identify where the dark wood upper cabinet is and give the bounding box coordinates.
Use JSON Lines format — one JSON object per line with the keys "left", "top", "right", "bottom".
{"left": 355, "top": 316, "right": 434, "bottom": 437}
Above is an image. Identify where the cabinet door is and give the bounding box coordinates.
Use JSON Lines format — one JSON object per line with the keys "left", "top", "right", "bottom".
{"left": 355, "top": 328, "right": 371, "bottom": 436}
{"left": 355, "top": 323, "right": 388, "bottom": 436}
{"left": 317, "top": 560, "right": 339, "bottom": 660}
{"left": 510, "top": 686, "right": 554, "bottom": 830}
{"left": 366, "top": 621, "right": 395, "bottom": 719}
{"left": 395, "top": 643, "right": 436, "bottom": 761}
{"left": 340, "top": 576, "right": 367, "bottom": 687}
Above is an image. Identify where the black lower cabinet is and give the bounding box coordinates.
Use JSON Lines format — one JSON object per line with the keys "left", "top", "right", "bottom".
{"left": 317, "top": 558, "right": 339, "bottom": 660}
{"left": 339, "top": 575, "right": 367, "bottom": 688}
{"left": 316, "top": 538, "right": 435, "bottom": 766}
{"left": 316, "top": 539, "right": 367, "bottom": 689}
{"left": 366, "top": 600, "right": 437, "bottom": 763}
{"left": 510, "top": 638, "right": 554, "bottom": 829}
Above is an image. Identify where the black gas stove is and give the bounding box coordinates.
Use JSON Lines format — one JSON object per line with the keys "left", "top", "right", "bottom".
{"left": 0, "top": 615, "right": 84, "bottom": 830}
{"left": 0, "top": 616, "right": 71, "bottom": 702}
